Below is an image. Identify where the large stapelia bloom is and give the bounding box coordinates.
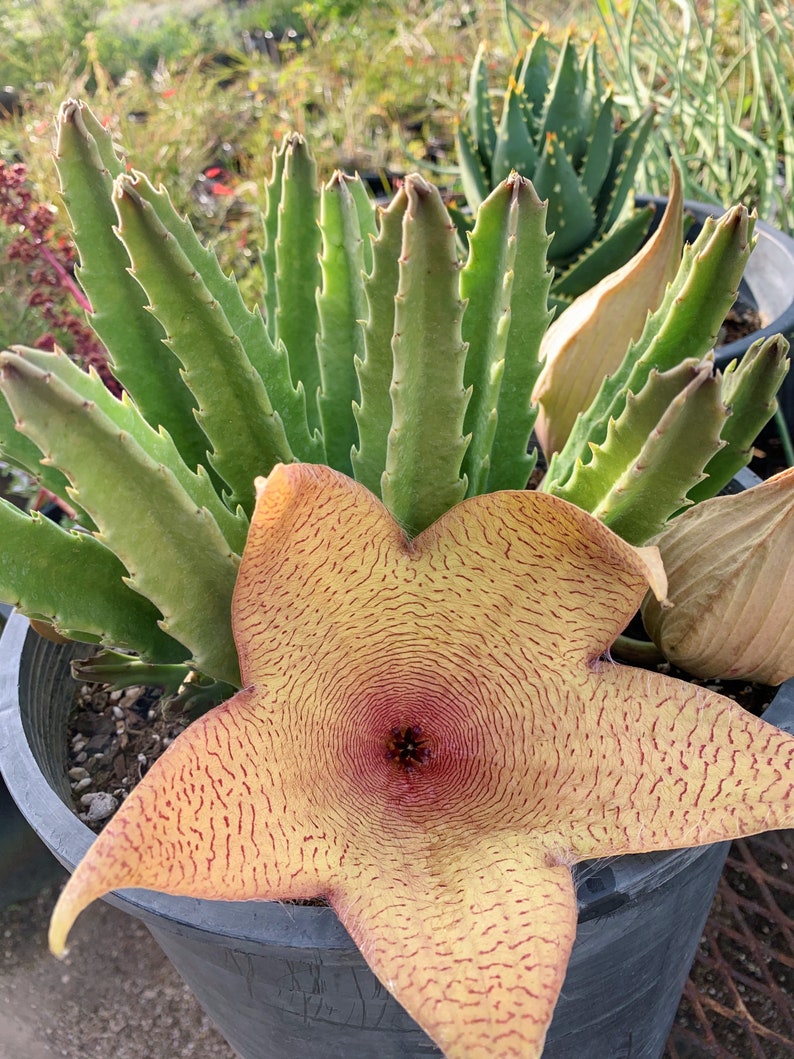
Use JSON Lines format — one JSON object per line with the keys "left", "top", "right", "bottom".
{"left": 50, "top": 463, "right": 794, "bottom": 1059}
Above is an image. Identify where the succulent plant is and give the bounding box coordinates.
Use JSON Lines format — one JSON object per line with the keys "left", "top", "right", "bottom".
{"left": 2, "top": 100, "right": 794, "bottom": 1059}
{"left": 455, "top": 32, "right": 656, "bottom": 306}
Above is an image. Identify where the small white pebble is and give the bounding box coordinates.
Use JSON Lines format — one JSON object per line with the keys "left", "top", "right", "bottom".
{"left": 73, "top": 777, "right": 92, "bottom": 793}
{"left": 68, "top": 767, "right": 89, "bottom": 781}
{"left": 112, "top": 704, "right": 124, "bottom": 720}
{"left": 84, "top": 792, "right": 118, "bottom": 822}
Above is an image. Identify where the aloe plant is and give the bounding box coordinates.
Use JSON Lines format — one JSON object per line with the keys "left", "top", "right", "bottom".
{"left": 456, "top": 32, "right": 655, "bottom": 305}
{"left": 2, "top": 101, "right": 794, "bottom": 1059}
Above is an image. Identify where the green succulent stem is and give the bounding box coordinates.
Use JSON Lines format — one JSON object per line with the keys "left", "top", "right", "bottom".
{"left": 381, "top": 176, "right": 469, "bottom": 536}
{"left": 316, "top": 173, "right": 371, "bottom": 476}
{"left": 0, "top": 498, "right": 186, "bottom": 662}
{"left": 113, "top": 174, "right": 296, "bottom": 514}
{"left": 352, "top": 188, "right": 408, "bottom": 496}
{"left": 273, "top": 135, "right": 323, "bottom": 431}
{"left": 689, "top": 334, "right": 791, "bottom": 502}
{"left": 460, "top": 174, "right": 552, "bottom": 496}
{"left": 545, "top": 205, "right": 756, "bottom": 492}
{"left": 0, "top": 349, "right": 241, "bottom": 687}
{"left": 55, "top": 99, "right": 209, "bottom": 474}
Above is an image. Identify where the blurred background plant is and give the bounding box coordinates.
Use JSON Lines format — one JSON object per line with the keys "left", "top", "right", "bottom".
{"left": 597, "top": 0, "right": 794, "bottom": 230}
{"left": 451, "top": 29, "right": 655, "bottom": 308}
{"left": 1, "top": 0, "right": 792, "bottom": 419}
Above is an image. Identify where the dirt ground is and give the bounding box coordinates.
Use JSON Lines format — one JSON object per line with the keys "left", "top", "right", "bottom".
{"left": 0, "top": 878, "right": 235, "bottom": 1059}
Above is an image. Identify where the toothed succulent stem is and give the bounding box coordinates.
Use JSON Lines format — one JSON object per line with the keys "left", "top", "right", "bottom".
{"left": 0, "top": 498, "right": 187, "bottom": 661}
{"left": 460, "top": 174, "right": 552, "bottom": 496}
{"left": 316, "top": 172, "right": 372, "bottom": 476}
{"left": 55, "top": 99, "right": 209, "bottom": 474}
{"left": 545, "top": 205, "right": 756, "bottom": 494}
{"left": 381, "top": 175, "right": 470, "bottom": 536}
{"left": 113, "top": 174, "right": 296, "bottom": 514}
{"left": 0, "top": 348, "right": 242, "bottom": 687}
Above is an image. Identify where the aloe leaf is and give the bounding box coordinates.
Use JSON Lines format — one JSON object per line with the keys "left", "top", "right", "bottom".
{"left": 548, "top": 205, "right": 755, "bottom": 488}
{"left": 533, "top": 134, "right": 597, "bottom": 260}
{"left": 491, "top": 75, "right": 539, "bottom": 184}
{"left": 461, "top": 176, "right": 551, "bottom": 496}
{"left": 0, "top": 499, "right": 188, "bottom": 661}
{"left": 518, "top": 32, "right": 551, "bottom": 118}
{"left": 352, "top": 189, "right": 407, "bottom": 496}
{"left": 467, "top": 41, "right": 497, "bottom": 166}
{"left": 548, "top": 361, "right": 728, "bottom": 544}
{"left": 316, "top": 173, "right": 369, "bottom": 476}
{"left": 538, "top": 34, "right": 584, "bottom": 161}
{"left": 0, "top": 350, "right": 241, "bottom": 686}
{"left": 6, "top": 345, "right": 249, "bottom": 554}
{"left": 579, "top": 93, "right": 615, "bottom": 201}
{"left": 381, "top": 176, "right": 469, "bottom": 535}
{"left": 552, "top": 204, "right": 655, "bottom": 300}
{"left": 55, "top": 100, "right": 208, "bottom": 474}
{"left": 273, "top": 135, "right": 323, "bottom": 432}
{"left": 597, "top": 109, "right": 655, "bottom": 230}
{"left": 455, "top": 121, "right": 489, "bottom": 211}
{"left": 579, "top": 39, "right": 604, "bottom": 142}
{"left": 127, "top": 170, "right": 322, "bottom": 468}
{"left": 113, "top": 174, "right": 295, "bottom": 515}
{"left": 689, "top": 334, "right": 791, "bottom": 502}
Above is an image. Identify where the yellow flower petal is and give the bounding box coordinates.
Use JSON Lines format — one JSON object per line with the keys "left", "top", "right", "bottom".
{"left": 50, "top": 464, "right": 794, "bottom": 1058}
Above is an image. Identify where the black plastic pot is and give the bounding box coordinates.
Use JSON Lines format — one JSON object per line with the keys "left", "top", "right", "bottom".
{"left": 0, "top": 602, "right": 64, "bottom": 907}
{"left": 2, "top": 612, "right": 793, "bottom": 1057}
{"left": 638, "top": 195, "right": 794, "bottom": 425}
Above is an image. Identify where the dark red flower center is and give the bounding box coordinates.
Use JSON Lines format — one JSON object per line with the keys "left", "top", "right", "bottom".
{"left": 385, "top": 724, "right": 431, "bottom": 773}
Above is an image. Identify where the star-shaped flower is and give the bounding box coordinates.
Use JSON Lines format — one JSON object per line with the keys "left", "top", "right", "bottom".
{"left": 50, "top": 463, "right": 794, "bottom": 1059}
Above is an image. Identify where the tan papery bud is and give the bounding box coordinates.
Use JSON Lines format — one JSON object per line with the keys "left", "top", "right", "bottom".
{"left": 642, "top": 468, "right": 794, "bottom": 684}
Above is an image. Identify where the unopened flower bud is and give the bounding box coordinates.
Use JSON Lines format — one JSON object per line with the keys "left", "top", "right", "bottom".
{"left": 642, "top": 468, "right": 794, "bottom": 684}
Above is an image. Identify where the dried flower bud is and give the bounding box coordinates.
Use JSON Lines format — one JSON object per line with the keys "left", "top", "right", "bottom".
{"left": 642, "top": 469, "right": 794, "bottom": 684}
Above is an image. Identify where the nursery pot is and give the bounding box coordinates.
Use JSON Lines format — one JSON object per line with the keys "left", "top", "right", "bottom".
{"left": 2, "top": 613, "right": 793, "bottom": 1057}
{"left": 638, "top": 194, "right": 794, "bottom": 426}
{"left": 0, "top": 602, "right": 64, "bottom": 907}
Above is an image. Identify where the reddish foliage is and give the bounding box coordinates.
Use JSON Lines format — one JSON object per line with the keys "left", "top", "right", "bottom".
{"left": 0, "top": 160, "right": 120, "bottom": 396}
